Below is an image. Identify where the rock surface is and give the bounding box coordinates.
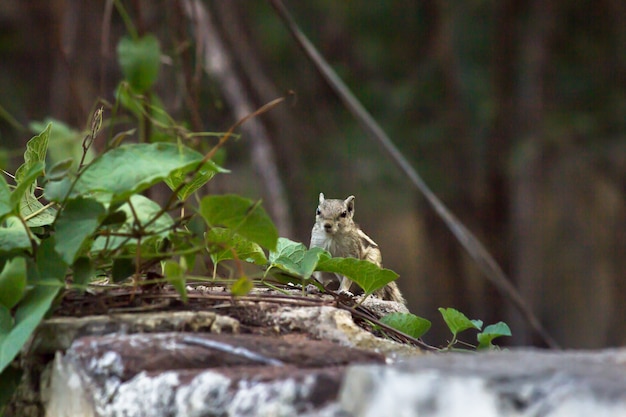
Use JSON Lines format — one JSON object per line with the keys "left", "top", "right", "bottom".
{"left": 45, "top": 333, "right": 384, "bottom": 417}
{"left": 8, "top": 288, "right": 626, "bottom": 417}
{"left": 43, "top": 338, "right": 626, "bottom": 417}
{"left": 8, "top": 291, "right": 414, "bottom": 417}
{"left": 340, "top": 349, "right": 626, "bottom": 417}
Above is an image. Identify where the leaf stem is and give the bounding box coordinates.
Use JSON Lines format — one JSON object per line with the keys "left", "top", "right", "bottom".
{"left": 113, "top": 0, "right": 139, "bottom": 40}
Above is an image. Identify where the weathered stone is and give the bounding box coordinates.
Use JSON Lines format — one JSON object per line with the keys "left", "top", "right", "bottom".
{"left": 338, "top": 349, "right": 626, "bottom": 417}
{"left": 44, "top": 333, "right": 384, "bottom": 417}
{"left": 9, "top": 296, "right": 420, "bottom": 417}
{"left": 27, "top": 311, "right": 230, "bottom": 355}
{"left": 269, "top": 306, "right": 421, "bottom": 356}
{"left": 11, "top": 294, "right": 626, "bottom": 417}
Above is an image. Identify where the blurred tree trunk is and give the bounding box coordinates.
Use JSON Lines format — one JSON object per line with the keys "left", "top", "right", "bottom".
{"left": 182, "top": 0, "right": 293, "bottom": 237}
{"left": 207, "top": 1, "right": 317, "bottom": 242}
{"left": 507, "top": 0, "right": 557, "bottom": 346}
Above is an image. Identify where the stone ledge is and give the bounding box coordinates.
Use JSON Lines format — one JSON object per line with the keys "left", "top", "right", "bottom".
{"left": 340, "top": 349, "right": 626, "bottom": 417}
{"left": 44, "top": 333, "right": 384, "bottom": 417}
{"left": 12, "top": 291, "right": 626, "bottom": 417}
{"left": 43, "top": 344, "right": 626, "bottom": 417}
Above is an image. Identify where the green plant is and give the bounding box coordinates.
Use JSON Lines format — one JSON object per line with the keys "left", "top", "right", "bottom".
{"left": 0, "top": 9, "right": 513, "bottom": 411}
{"left": 0, "top": 119, "right": 510, "bottom": 377}
{"left": 0, "top": 113, "right": 405, "bottom": 367}
{"left": 437, "top": 307, "right": 511, "bottom": 350}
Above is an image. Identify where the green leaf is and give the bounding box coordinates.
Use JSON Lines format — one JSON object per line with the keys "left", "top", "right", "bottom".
{"left": 0, "top": 258, "right": 26, "bottom": 310}
{"left": 72, "top": 143, "right": 215, "bottom": 204}
{"left": 163, "top": 260, "right": 187, "bottom": 302}
{"left": 199, "top": 195, "right": 278, "bottom": 251}
{"left": 121, "top": 194, "right": 173, "bottom": 232}
{"left": 438, "top": 308, "right": 483, "bottom": 338}
{"left": 165, "top": 160, "right": 228, "bottom": 202}
{"left": 43, "top": 177, "right": 73, "bottom": 203}
{"left": 206, "top": 228, "right": 267, "bottom": 266}
{"left": 0, "top": 176, "right": 11, "bottom": 220}
{"left": 316, "top": 256, "right": 398, "bottom": 295}
{"left": 0, "top": 216, "right": 34, "bottom": 255}
{"left": 268, "top": 238, "right": 328, "bottom": 279}
{"left": 55, "top": 198, "right": 106, "bottom": 264}
{"left": 380, "top": 312, "right": 432, "bottom": 339}
{"left": 46, "top": 158, "right": 74, "bottom": 181}
{"left": 0, "top": 305, "right": 12, "bottom": 335}
{"left": 92, "top": 195, "right": 173, "bottom": 252}
{"left": 14, "top": 123, "right": 50, "bottom": 185}
{"left": 10, "top": 161, "right": 45, "bottom": 210}
{"left": 477, "top": 322, "right": 512, "bottom": 350}
{"left": 20, "top": 194, "right": 56, "bottom": 228}
{"left": 115, "top": 82, "right": 143, "bottom": 118}
{"left": 231, "top": 276, "right": 253, "bottom": 296}
{"left": 111, "top": 258, "right": 135, "bottom": 283}
{"left": 115, "top": 83, "right": 170, "bottom": 128}
{"left": 36, "top": 237, "right": 68, "bottom": 283}
{"left": 180, "top": 252, "right": 196, "bottom": 274}
{"left": 0, "top": 285, "right": 60, "bottom": 374}
{"left": 117, "top": 35, "right": 161, "bottom": 93}
{"left": 72, "top": 257, "right": 94, "bottom": 287}
{"left": 30, "top": 118, "right": 93, "bottom": 170}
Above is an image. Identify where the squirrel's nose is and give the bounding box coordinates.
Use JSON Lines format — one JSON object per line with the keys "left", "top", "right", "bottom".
{"left": 323, "top": 222, "right": 333, "bottom": 232}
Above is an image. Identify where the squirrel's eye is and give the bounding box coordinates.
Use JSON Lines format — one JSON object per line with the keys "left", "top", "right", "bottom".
{"left": 340, "top": 210, "right": 348, "bottom": 218}
{"left": 316, "top": 208, "right": 321, "bottom": 215}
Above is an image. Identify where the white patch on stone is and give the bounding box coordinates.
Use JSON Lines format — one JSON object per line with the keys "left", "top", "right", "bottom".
{"left": 175, "top": 371, "right": 232, "bottom": 417}
{"left": 104, "top": 371, "right": 180, "bottom": 417}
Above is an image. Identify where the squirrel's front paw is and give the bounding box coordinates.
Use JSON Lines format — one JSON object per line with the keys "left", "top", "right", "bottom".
{"left": 337, "top": 289, "right": 354, "bottom": 298}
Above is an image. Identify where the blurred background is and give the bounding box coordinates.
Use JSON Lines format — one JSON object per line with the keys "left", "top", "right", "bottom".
{"left": 0, "top": 1, "right": 624, "bottom": 348}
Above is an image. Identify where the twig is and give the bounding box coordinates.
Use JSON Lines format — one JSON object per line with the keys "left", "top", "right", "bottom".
{"left": 339, "top": 303, "right": 438, "bottom": 351}
{"left": 23, "top": 201, "right": 57, "bottom": 222}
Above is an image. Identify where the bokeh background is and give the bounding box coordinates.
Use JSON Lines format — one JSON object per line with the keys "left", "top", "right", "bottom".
{"left": 0, "top": 1, "right": 624, "bottom": 348}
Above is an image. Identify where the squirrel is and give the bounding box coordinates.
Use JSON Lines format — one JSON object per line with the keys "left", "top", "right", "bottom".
{"left": 309, "top": 193, "right": 405, "bottom": 304}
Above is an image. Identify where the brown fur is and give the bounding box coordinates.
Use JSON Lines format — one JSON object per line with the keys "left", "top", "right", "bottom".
{"left": 310, "top": 193, "right": 405, "bottom": 304}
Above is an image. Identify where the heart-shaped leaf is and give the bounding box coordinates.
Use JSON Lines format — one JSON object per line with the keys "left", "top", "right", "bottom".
{"left": 380, "top": 312, "right": 432, "bottom": 339}
{"left": 206, "top": 228, "right": 267, "bottom": 266}
{"left": 316, "top": 256, "right": 398, "bottom": 295}
{"left": 477, "top": 322, "right": 512, "bottom": 349}
{"left": 268, "top": 238, "right": 328, "bottom": 279}
{"left": 117, "top": 35, "right": 161, "bottom": 93}
{"left": 438, "top": 307, "right": 483, "bottom": 338}
{"left": 200, "top": 195, "right": 278, "bottom": 251}
{"left": 71, "top": 143, "right": 220, "bottom": 204}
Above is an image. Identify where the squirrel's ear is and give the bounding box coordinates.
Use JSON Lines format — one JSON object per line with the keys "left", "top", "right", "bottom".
{"left": 319, "top": 193, "right": 325, "bottom": 204}
{"left": 345, "top": 195, "right": 355, "bottom": 212}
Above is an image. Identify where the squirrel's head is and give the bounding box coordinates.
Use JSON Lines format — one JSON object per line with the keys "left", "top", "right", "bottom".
{"left": 316, "top": 193, "right": 355, "bottom": 235}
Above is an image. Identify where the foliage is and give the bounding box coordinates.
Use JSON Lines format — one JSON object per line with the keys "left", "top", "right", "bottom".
{"left": 438, "top": 308, "right": 511, "bottom": 350}
{"left": 117, "top": 35, "right": 161, "bottom": 93}
{"left": 264, "top": 237, "right": 398, "bottom": 298}
{"left": 0, "top": 14, "right": 514, "bottom": 410}
{"left": 380, "top": 312, "right": 431, "bottom": 339}
{"left": 0, "top": 117, "right": 509, "bottom": 381}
